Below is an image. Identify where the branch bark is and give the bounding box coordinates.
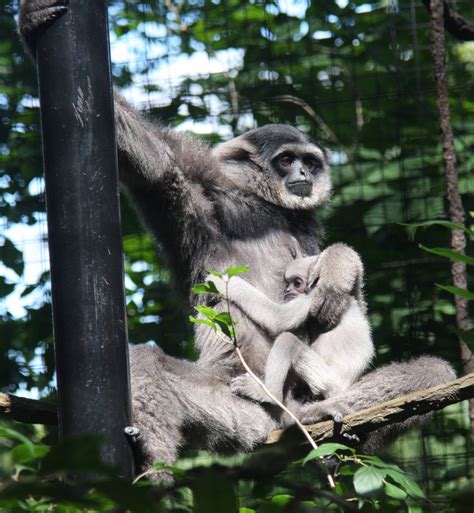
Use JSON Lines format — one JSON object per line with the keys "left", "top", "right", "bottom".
{"left": 429, "top": 0, "right": 474, "bottom": 439}
{"left": 3, "top": 375, "right": 473, "bottom": 445}
{"left": 267, "top": 373, "right": 474, "bottom": 444}
{"left": 0, "top": 393, "right": 57, "bottom": 425}
{"left": 423, "top": 0, "right": 474, "bottom": 41}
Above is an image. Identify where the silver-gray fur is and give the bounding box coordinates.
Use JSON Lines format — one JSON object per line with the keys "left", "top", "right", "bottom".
{"left": 19, "top": 0, "right": 456, "bottom": 477}
{"left": 208, "top": 250, "right": 374, "bottom": 404}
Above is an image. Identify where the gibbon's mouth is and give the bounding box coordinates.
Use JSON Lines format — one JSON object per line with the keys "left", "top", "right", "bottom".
{"left": 287, "top": 181, "right": 313, "bottom": 197}
{"left": 284, "top": 291, "right": 298, "bottom": 302}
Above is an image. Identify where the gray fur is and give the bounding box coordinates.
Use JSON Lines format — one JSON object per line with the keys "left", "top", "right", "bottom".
{"left": 209, "top": 251, "right": 374, "bottom": 404}
{"left": 19, "top": 0, "right": 457, "bottom": 477}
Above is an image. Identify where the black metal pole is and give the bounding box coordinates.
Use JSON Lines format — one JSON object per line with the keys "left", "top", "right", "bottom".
{"left": 35, "top": 1, "right": 133, "bottom": 479}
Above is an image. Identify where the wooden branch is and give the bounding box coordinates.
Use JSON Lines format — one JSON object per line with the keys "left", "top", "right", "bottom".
{"left": 2, "top": 374, "right": 474, "bottom": 444}
{"left": 0, "top": 392, "right": 57, "bottom": 425}
{"left": 267, "top": 373, "right": 474, "bottom": 444}
{"left": 422, "top": 0, "right": 474, "bottom": 41}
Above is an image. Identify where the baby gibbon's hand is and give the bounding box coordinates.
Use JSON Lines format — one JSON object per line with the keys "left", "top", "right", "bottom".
{"left": 307, "top": 243, "right": 363, "bottom": 330}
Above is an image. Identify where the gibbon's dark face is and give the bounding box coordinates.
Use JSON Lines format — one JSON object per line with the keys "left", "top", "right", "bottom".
{"left": 272, "top": 144, "right": 325, "bottom": 198}
{"left": 213, "top": 124, "right": 332, "bottom": 210}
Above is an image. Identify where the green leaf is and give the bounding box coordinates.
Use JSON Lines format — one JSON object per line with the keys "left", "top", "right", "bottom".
{"left": 226, "top": 266, "right": 249, "bottom": 277}
{"left": 207, "top": 269, "right": 224, "bottom": 279}
{"left": 214, "top": 311, "right": 232, "bottom": 324}
{"left": 400, "top": 221, "right": 474, "bottom": 240}
{"left": 339, "top": 464, "right": 358, "bottom": 476}
{"left": 436, "top": 284, "right": 474, "bottom": 300}
{"left": 205, "top": 280, "right": 220, "bottom": 294}
{"left": 353, "top": 467, "right": 385, "bottom": 496}
{"left": 359, "top": 455, "right": 404, "bottom": 472}
{"left": 0, "top": 426, "right": 34, "bottom": 447}
{"left": 385, "top": 469, "right": 426, "bottom": 499}
{"left": 40, "top": 435, "right": 114, "bottom": 476}
{"left": 419, "top": 245, "right": 474, "bottom": 265}
{"left": 150, "top": 461, "right": 186, "bottom": 479}
{"left": 10, "top": 443, "right": 49, "bottom": 465}
{"left": 189, "top": 316, "right": 217, "bottom": 331}
{"left": 271, "top": 494, "right": 293, "bottom": 505}
{"left": 384, "top": 482, "right": 407, "bottom": 500}
{"left": 303, "top": 443, "right": 353, "bottom": 464}
{"left": 407, "top": 506, "right": 423, "bottom": 513}
{"left": 214, "top": 319, "right": 233, "bottom": 338}
{"left": 192, "top": 284, "right": 211, "bottom": 294}
{"left": 192, "top": 281, "right": 220, "bottom": 295}
{"left": 194, "top": 305, "right": 219, "bottom": 319}
{"left": 192, "top": 469, "right": 238, "bottom": 513}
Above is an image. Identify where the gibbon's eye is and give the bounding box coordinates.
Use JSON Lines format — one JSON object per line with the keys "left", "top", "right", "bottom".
{"left": 303, "top": 156, "right": 321, "bottom": 172}
{"left": 279, "top": 154, "right": 294, "bottom": 168}
{"left": 293, "top": 277, "right": 305, "bottom": 292}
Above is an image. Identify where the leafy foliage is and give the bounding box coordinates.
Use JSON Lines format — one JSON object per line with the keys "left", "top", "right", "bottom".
{"left": 0, "top": 424, "right": 445, "bottom": 512}
{"left": 1, "top": 0, "right": 473, "bottom": 510}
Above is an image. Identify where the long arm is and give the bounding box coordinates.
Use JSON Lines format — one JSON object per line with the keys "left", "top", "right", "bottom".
{"left": 18, "top": 2, "right": 219, "bottom": 292}
{"left": 114, "top": 95, "right": 219, "bottom": 288}
{"left": 210, "top": 275, "right": 313, "bottom": 336}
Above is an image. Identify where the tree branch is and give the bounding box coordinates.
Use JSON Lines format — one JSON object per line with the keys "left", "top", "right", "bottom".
{"left": 422, "top": 0, "right": 474, "bottom": 41}
{"left": 0, "top": 392, "right": 57, "bottom": 425}
{"left": 267, "top": 373, "right": 474, "bottom": 444}
{"left": 2, "top": 374, "right": 473, "bottom": 445}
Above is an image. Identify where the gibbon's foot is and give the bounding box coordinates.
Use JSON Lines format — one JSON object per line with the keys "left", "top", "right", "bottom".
{"left": 231, "top": 374, "right": 275, "bottom": 404}
{"left": 19, "top": 0, "right": 68, "bottom": 53}
{"left": 301, "top": 402, "right": 350, "bottom": 426}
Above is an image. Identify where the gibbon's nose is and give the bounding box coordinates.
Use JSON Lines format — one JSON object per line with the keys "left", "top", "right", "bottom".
{"left": 298, "top": 165, "right": 308, "bottom": 177}
{"left": 288, "top": 164, "right": 308, "bottom": 185}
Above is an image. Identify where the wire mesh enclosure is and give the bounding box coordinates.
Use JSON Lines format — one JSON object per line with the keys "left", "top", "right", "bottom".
{"left": 0, "top": 0, "right": 473, "bottom": 508}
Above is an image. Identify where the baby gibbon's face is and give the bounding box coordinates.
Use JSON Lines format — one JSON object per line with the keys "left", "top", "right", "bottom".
{"left": 284, "top": 274, "right": 307, "bottom": 302}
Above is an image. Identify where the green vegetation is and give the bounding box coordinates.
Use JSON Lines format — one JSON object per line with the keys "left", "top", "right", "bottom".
{"left": 1, "top": 0, "right": 473, "bottom": 511}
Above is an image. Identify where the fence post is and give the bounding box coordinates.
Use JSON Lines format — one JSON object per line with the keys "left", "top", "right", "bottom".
{"left": 35, "top": 0, "right": 133, "bottom": 479}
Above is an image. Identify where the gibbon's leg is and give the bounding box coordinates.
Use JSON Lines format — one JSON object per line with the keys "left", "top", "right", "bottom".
{"left": 231, "top": 332, "right": 304, "bottom": 404}
{"left": 297, "top": 355, "right": 456, "bottom": 452}
{"left": 129, "top": 344, "right": 277, "bottom": 479}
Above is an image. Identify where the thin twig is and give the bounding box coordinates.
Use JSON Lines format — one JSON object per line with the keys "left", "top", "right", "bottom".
{"left": 222, "top": 277, "right": 336, "bottom": 489}
{"left": 267, "top": 373, "right": 474, "bottom": 444}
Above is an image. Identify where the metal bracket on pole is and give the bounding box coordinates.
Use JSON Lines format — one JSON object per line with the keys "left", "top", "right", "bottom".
{"left": 36, "top": 0, "right": 133, "bottom": 479}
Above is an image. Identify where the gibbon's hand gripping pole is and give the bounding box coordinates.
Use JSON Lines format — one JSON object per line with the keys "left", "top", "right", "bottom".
{"left": 35, "top": 1, "right": 133, "bottom": 479}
